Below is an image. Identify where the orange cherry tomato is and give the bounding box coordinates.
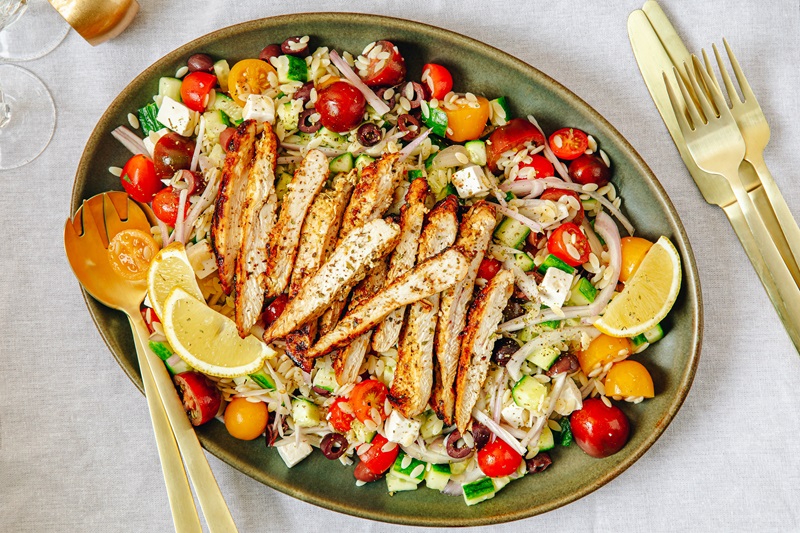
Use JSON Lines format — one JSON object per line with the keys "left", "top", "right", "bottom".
{"left": 315, "top": 75, "right": 340, "bottom": 91}
{"left": 349, "top": 379, "right": 388, "bottom": 423}
{"left": 228, "top": 59, "right": 276, "bottom": 106}
{"left": 549, "top": 127, "right": 589, "bottom": 160}
{"left": 107, "top": 229, "right": 158, "bottom": 281}
{"left": 443, "top": 94, "right": 490, "bottom": 142}
{"left": 619, "top": 237, "right": 654, "bottom": 283}
{"left": 577, "top": 334, "right": 632, "bottom": 374}
{"left": 224, "top": 397, "right": 269, "bottom": 440}
{"left": 422, "top": 63, "right": 453, "bottom": 100}
{"left": 604, "top": 360, "right": 655, "bottom": 398}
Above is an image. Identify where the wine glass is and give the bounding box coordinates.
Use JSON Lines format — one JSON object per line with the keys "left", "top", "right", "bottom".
{"left": 0, "top": 0, "right": 70, "bottom": 61}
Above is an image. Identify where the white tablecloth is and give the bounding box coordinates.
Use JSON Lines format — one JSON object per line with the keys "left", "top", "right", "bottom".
{"left": 3, "top": 0, "right": 800, "bottom": 531}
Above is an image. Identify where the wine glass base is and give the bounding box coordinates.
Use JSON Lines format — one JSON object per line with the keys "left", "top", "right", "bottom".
{"left": 0, "top": 0, "right": 71, "bottom": 61}
{"left": 0, "top": 65, "right": 56, "bottom": 170}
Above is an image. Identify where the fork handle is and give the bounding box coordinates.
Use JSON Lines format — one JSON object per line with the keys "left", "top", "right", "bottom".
{"left": 130, "top": 314, "right": 239, "bottom": 533}
{"left": 129, "top": 316, "right": 203, "bottom": 533}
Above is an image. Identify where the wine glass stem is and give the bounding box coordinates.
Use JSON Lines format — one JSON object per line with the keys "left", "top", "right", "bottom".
{"left": 0, "top": 84, "right": 10, "bottom": 128}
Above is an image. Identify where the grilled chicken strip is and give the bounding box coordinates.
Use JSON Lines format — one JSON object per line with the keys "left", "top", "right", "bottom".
{"left": 308, "top": 247, "right": 470, "bottom": 359}
{"left": 431, "top": 201, "right": 497, "bottom": 424}
{"left": 263, "top": 149, "right": 330, "bottom": 299}
{"left": 284, "top": 171, "right": 357, "bottom": 372}
{"left": 318, "top": 153, "right": 405, "bottom": 336}
{"left": 233, "top": 125, "right": 279, "bottom": 337}
{"left": 389, "top": 196, "right": 458, "bottom": 418}
{"left": 454, "top": 269, "right": 514, "bottom": 433}
{"left": 371, "top": 178, "right": 430, "bottom": 353}
{"left": 262, "top": 218, "right": 400, "bottom": 344}
{"left": 211, "top": 120, "right": 258, "bottom": 294}
{"left": 332, "top": 258, "right": 389, "bottom": 385}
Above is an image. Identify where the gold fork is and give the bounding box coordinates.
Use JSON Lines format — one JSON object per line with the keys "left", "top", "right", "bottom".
{"left": 664, "top": 58, "right": 800, "bottom": 348}
{"left": 65, "top": 192, "right": 237, "bottom": 533}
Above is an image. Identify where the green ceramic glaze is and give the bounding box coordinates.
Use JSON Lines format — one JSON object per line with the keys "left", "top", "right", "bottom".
{"left": 70, "top": 13, "right": 702, "bottom": 526}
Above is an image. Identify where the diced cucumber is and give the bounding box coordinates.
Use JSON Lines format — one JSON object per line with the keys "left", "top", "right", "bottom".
{"left": 318, "top": 127, "right": 349, "bottom": 150}
{"left": 492, "top": 475, "right": 511, "bottom": 491}
{"left": 424, "top": 463, "right": 451, "bottom": 491}
{"left": 514, "top": 251, "right": 536, "bottom": 272}
{"left": 407, "top": 169, "right": 425, "bottom": 181}
{"left": 350, "top": 420, "right": 375, "bottom": 444}
{"left": 210, "top": 92, "right": 243, "bottom": 122}
{"left": 494, "top": 217, "right": 531, "bottom": 249}
{"left": 566, "top": 277, "right": 598, "bottom": 306}
{"left": 354, "top": 153, "right": 375, "bottom": 171}
{"left": 489, "top": 96, "right": 511, "bottom": 126}
{"left": 248, "top": 367, "right": 276, "bottom": 390}
{"left": 390, "top": 452, "right": 426, "bottom": 483}
{"left": 421, "top": 104, "right": 448, "bottom": 137}
{"left": 274, "top": 54, "right": 309, "bottom": 83}
{"left": 558, "top": 417, "right": 573, "bottom": 447}
{"left": 537, "top": 425, "right": 555, "bottom": 451}
{"left": 312, "top": 364, "right": 337, "bottom": 393}
{"left": 419, "top": 410, "right": 444, "bottom": 439}
{"left": 449, "top": 460, "right": 468, "bottom": 476}
{"left": 203, "top": 109, "right": 230, "bottom": 144}
{"left": 277, "top": 100, "right": 303, "bottom": 132}
{"left": 213, "top": 59, "right": 231, "bottom": 92}
{"left": 528, "top": 345, "right": 561, "bottom": 371}
{"left": 329, "top": 152, "right": 354, "bottom": 173}
{"left": 436, "top": 183, "right": 458, "bottom": 202}
{"left": 149, "top": 341, "right": 173, "bottom": 361}
{"left": 158, "top": 77, "right": 183, "bottom": 104}
{"left": 275, "top": 171, "right": 293, "bottom": 201}
{"left": 165, "top": 353, "right": 191, "bottom": 375}
{"left": 291, "top": 398, "right": 321, "bottom": 428}
{"left": 424, "top": 152, "right": 437, "bottom": 171}
{"left": 426, "top": 168, "right": 448, "bottom": 198}
{"left": 464, "top": 139, "right": 487, "bottom": 166}
{"left": 386, "top": 472, "right": 420, "bottom": 492}
{"left": 512, "top": 375, "right": 548, "bottom": 411}
{"left": 138, "top": 102, "right": 165, "bottom": 136}
{"left": 539, "top": 320, "right": 561, "bottom": 330}
{"left": 581, "top": 197, "right": 599, "bottom": 212}
{"left": 463, "top": 477, "right": 496, "bottom": 506}
{"left": 517, "top": 326, "right": 537, "bottom": 343}
{"left": 632, "top": 323, "right": 665, "bottom": 346}
{"left": 537, "top": 254, "right": 575, "bottom": 275}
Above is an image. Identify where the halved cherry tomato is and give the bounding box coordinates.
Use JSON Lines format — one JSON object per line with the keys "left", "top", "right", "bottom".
{"left": 486, "top": 118, "right": 546, "bottom": 172}
{"left": 120, "top": 154, "right": 162, "bottom": 203}
{"left": 349, "top": 379, "right": 388, "bottom": 423}
{"left": 477, "top": 257, "right": 502, "bottom": 281}
{"left": 517, "top": 154, "right": 554, "bottom": 179}
{"left": 604, "top": 360, "right": 655, "bottom": 398}
{"left": 107, "top": 229, "right": 159, "bottom": 281}
{"left": 263, "top": 293, "right": 288, "bottom": 326}
{"left": 180, "top": 71, "right": 217, "bottom": 113}
{"left": 576, "top": 334, "right": 631, "bottom": 374}
{"left": 540, "top": 189, "right": 585, "bottom": 225}
{"left": 443, "top": 95, "right": 490, "bottom": 142}
{"left": 549, "top": 127, "right": 589, "bottom": 160}
{"left": 422, "top": 63, "right": 453, "bottom": 100}
{"left": 547, "top": 222, "right": 591, "bottom": 267}
{"left": 353, "top": 460, "right": 383, "bottom": 482}
{"left": 569, "top": 153, "right": 610, "bottom": 186}
{"left": 153, "top": 132, "right": 195, "bottom": 180}
{"left": 359, "top": 40, "right": 406, "bottom": 87}
{"left": 173, "top": 371, "right": 222, "bottom": 427}
{"left": 570, "top": 398, "right": 630, "bottom": 458}
{"left": 619, "top": 236, "right": 654, "bottom": 282}
{"left": 228, "top": 58, "right": 276, "bottom": 106}
{"left": 327, "top": 397, "right": 356, "bottom": 433}
{"left": 224, "top": 397, "right": 269, "bottom": 440}
{"left": 357, "top": 434, "right": 399, "bottom": 475}
{"left": 477, "top": 438, "right": 522, "bottom": 477}
{"left": 152, "top": 186, "right": 181, "bottom": 226}
{"left": 315, "top": 81, "right": 366, "bottom": 132}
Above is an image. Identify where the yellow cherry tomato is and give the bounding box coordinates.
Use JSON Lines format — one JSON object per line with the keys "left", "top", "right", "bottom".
{"left": 619, "top": 236, "right": 654, "bottom": 283}
{"left": 604, "top": 360, "right": 655, "bottom": 398}
{"left": 224, "top": 397, "right": 269, "bottom": 440}
{"left": 577, "top": 333, "right": 632, "bottom": 374}
{"left": 315, "top": 75, "right": 340, "bottom": 91}
{"left": 107, "top": 228, "right": 158, "bottom": 281}
{"left": 443, "top": 94, "right": 490, "bottom": 142}
{"left": 228, "top": 59, "right": 276, "bottom": 106}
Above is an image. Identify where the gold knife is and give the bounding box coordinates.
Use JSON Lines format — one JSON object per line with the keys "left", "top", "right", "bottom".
{"left": 627, "top": 8, "right": 800, "bottom": 352}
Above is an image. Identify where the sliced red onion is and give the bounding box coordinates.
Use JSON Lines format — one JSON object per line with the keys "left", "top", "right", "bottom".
{"left": 499, "top": 178, "right": 545, "bottom": 198}
{"left": 543, "top": 178, "right": 634, "bottom": 235}
{"left": 504, "top": 259, "right": 538, "bottom": 301}
{"left": 492, "top": 370, "right": 507, "bottom": 426}
{"left": 156, "top": 218, "right": 171, "bottom": 249}
{"left": 112, "top": 126, "right": 148, "bottom": 156}
{"left": 181, "top": 170, "right": 221, "bottom": 242}
{"left": 398, "top": 127, "right": 431, "bottom": 163}
{"left": 329, "top": 50, "right": 391, "bottom": 116}
{"left": 430, "top": 145, "right": 469, "bottom": 170}
{"left": 171, "top": 169, "right": 196, "bottom": 192}
{"left": 190, "top": 115, "right": 205, "bottom": 172}
{"left": 441, "top": 480, "right": 464, "bottom": 497}
{"left": 581, "top": 218, "right": 604, "bottom": 258}
{"left": 472, "top": 409, "right": 526, "bottom": 456}
{"left": 173, "top": 188, "right": 189, "bottom": 244}
{"left": 521, "top": 373, "right": 567, "bottom": 448}
{"left": 496, "top": 204, "right": 544, "bottom": 234}
{"left": 526, "top": 114, "right": 571, "bottom": 182}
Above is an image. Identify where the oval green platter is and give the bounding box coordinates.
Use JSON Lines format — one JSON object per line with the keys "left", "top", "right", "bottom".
{"left": 70, "top": 12, "right": 702, "bottom": 527}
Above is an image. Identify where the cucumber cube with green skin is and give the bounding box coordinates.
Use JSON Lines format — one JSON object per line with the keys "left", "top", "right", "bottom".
{"left": 318, "top": 127, "right": 350, "bottom": 150}
{"left": 275, "top": 54, "right": 308, "bottom": 83}
{"left": 158, "top": 77, "right": 183, "bottom": 103}
{"left": 203, "top": 109, "right": 230, "bottom": 144}
{"left": 489, "top": 96, "right": 511, "bottom": 126}
{"left": 464, "top": 139, "right": 487, "bottom": 166}
{"left": 354, "top": 154, "right": 375, "bottom": 171}
{"left": 149, "top": 341, "right": 174, "bottom": 362}
{"left": 350, "top": 420, "right": 375, "bottom": 444}
{"left": 165, "top": 354, "right": 191, "bottom": 375}
{"left": 291, "top": 398, "right": 321, "bottom": 428}
{"left": 248, "top": 368, "right": 276, "bottom": 390}
{"left": 329, "top": 152, "right": 354, "bottom": 173}
{"left": 537, "top": 425, "right": 555, "bottom": 451}
{"left": 213, "top": 59, "right": 231, "bottom": 92}
{"left": 514, "top": 251, "right": 536, "bottom": 272}
{"left": 390, "top": 452, "right": 426, "bottom": 483}
{"left": 567, "top": 277, "right": 598, "bottom": 306}
{"left": 407, "top": 169, "right": 425, "bottom": 181}
{"left": 436, "top": 183, "right": 458, "bottom": 202}
{"left": 311, "top": 364, "right": 337, "bottom": 393}
{"left": 539, "top": 320, "right": 561, "bottom": 330}
{"left": 210, "top": 92, "right": 243, "bottom": 122}
{"left": 494, "top": 217, "right": 531, "bottom": 249}
{"left": 463, "top": 477, "right": 496, "bottom": 506}
{"left": 528, "top": 345, "right": 561, "bottom": 371}
{"left": 421, "top": 105, "right": 448, "bottom": 137}
{"left": 449, "top": 460, "right": 468, "bottom": 476}
{"left": 512, "top": 375, "right": 548, "bottom": 411}
{"left": 386, "top": 472, "right": 420, "bottom": 492}
{"left": 138, "top": 103, "right": 165, "bottom": 136}
{"left": 492, "top": 475, "right": 512, "bottom": 491}
{"left": 424, "top": 463, "right": 451, "bottom": 491}
{"left": 537, "top": 254, "right": 576, "bottom": 275}
{"left": 558, "top": 417, "right": 573, "bottom": 447}
{"left": 275, "top": 171, "right": 293, "bottom": 201}
{"left": 632, "top": 323, "right": 665, "bottom": 346}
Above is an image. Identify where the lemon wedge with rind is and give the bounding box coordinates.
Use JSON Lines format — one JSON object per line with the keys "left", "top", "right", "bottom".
{"left": 147, "top": 242, "right": 204, "bottom": 320}
{"left": 595, "top": 236, "right": 681, "bottom": 338}
{"left": 162, "top": 287, "right": 275, "bottom": 378}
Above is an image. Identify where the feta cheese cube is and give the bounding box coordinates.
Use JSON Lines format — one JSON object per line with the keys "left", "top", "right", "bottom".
{"left": 156, "top": 97, "right": 199, "bottom": 136}
{"left": 554, "top": 377, "right": 583, "bottom": 416}
{"left": 501, "top": 402, "right": 531, "bottom": 429}
{"left": 451, "top": 165, "right": 490, "bottom": 198}
{"left": 185, "top": 239, "right": 218, "bottom": 279}
{"left": 539, "top": 267, "right": 574, "bottom": 309}
{"left": 277, "top": 440, "right": 313, "bottom": 468}
{"left": 384, "top": 410, "right": 421, "bottom": 447}
{"left": 243, "top": 94, "right": 275, "bottom": 124}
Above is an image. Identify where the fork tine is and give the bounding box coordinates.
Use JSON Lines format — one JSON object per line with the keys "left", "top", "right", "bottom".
{"left": 103, "top": 193, "right": 127, "bottom": 239}
{"left": 686, "top": 57, "right": 717, "bottom": 122}
{"left": 694, "top": 55, "right": 734, "bottom": 121}
{"left": 663, "top": 71, "right": 693, "bottom": 138}
{"left": 701, "top": 48, "right": 722, "bottom": 95}
{"left": 712, "top": 43, "right": 740, "bottom": 106}
{"left": 673, "top": 66, "right": 703, "bottom": 128}
{"left": 723, "top": 38, "right": 756, "bottom": 103}
{"left": 77, "top": 201, "right": 108, "bottom": 249}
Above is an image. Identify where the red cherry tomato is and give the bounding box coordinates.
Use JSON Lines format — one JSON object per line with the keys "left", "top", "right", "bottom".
{"left": 422, "top": 63, "right": 453, "bottom": 99}
{"left": 547, "top": 222, "right": 591, "bottom": 267}
{"left": 568, "top": 153, "right": 611, "bottom": 187}
{"left": 349, "top": 379, "right": 388, "bottom": 423}
{"left": 549, "top": 127, "right": 589, "bottom": 160}
{"left": 152, "top": 186, "right": 181, "bottom": 226}
{"left": 486, "top": 118, "right": 546, "bottom": 173}
{"left": 263, "top": 293, "right": 288, "bottom": 326}
{"left": 327, "top": 397, "right": 356, "bottom": 433}
{"left": 120, "top": 154, "right": 163, "bottom": 203}
{"left": 477, "top": 438, "right": 522, "bottom": 477}
{"left": 358, "top": 434, "right": 399, "bottom": 475}
{"left": 540, "top": 188, "right": 585, "bottom": 225}
{"left": 153, "top": 132, "right": 196, "bottom": 180}
{"left": 353, "top": 460, "right": 383, "bottom": 483}
{"left": 315, "top": 81, "right": 366, "bottom": 132}
{"left": 180, "top": 71, "right": 217, "bottom": 113}
{"left": 477, "top": 257, "right": 502, "bottom": 281}
{"left": 359, "top": 40, "right": 406, "bottom": 87}
{"left": 570, "top": 398, "right": 630, "bottom": 458}
{"left": 517, "top": 154, "right": 555, "bottom": 179}
{"left": 173, "top": 371, "right": 222, "bottom": 426}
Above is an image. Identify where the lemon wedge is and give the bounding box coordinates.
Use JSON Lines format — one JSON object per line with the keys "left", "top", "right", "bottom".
{"left": 162, "top": 287, "right": 275, "bottom": 377}
{"left": 147, "top": 242, "right": 204, "bottom": 320}
{"left": 594, "top": 236, "right": 681, "bottom": 338}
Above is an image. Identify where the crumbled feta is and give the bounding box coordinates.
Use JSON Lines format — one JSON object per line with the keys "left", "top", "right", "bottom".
{"left": 451, "top": 164, "right": 491, "bottom": 198}
{"left": 538, "top": 267, "right": 574, "bottom": 309}
{"left": 501, "top": 402, "right": 530, "bottom": 429}
{"left": 554, "top": 378, "right": 583, "bottom": 416}
{"left": 277, "top": 440, "right": 313, "bottom": 468}
{"left": 384, "top": 410, "right": 421, "bottom": 447}
{"left": 243, "top": 94, "right": 275, "bottom": 124}
{"left": 156, "top": 97, "right": 199, "bottom": 136}
{"left": 185, "top": 239, "right": 218, "bottom": 279}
